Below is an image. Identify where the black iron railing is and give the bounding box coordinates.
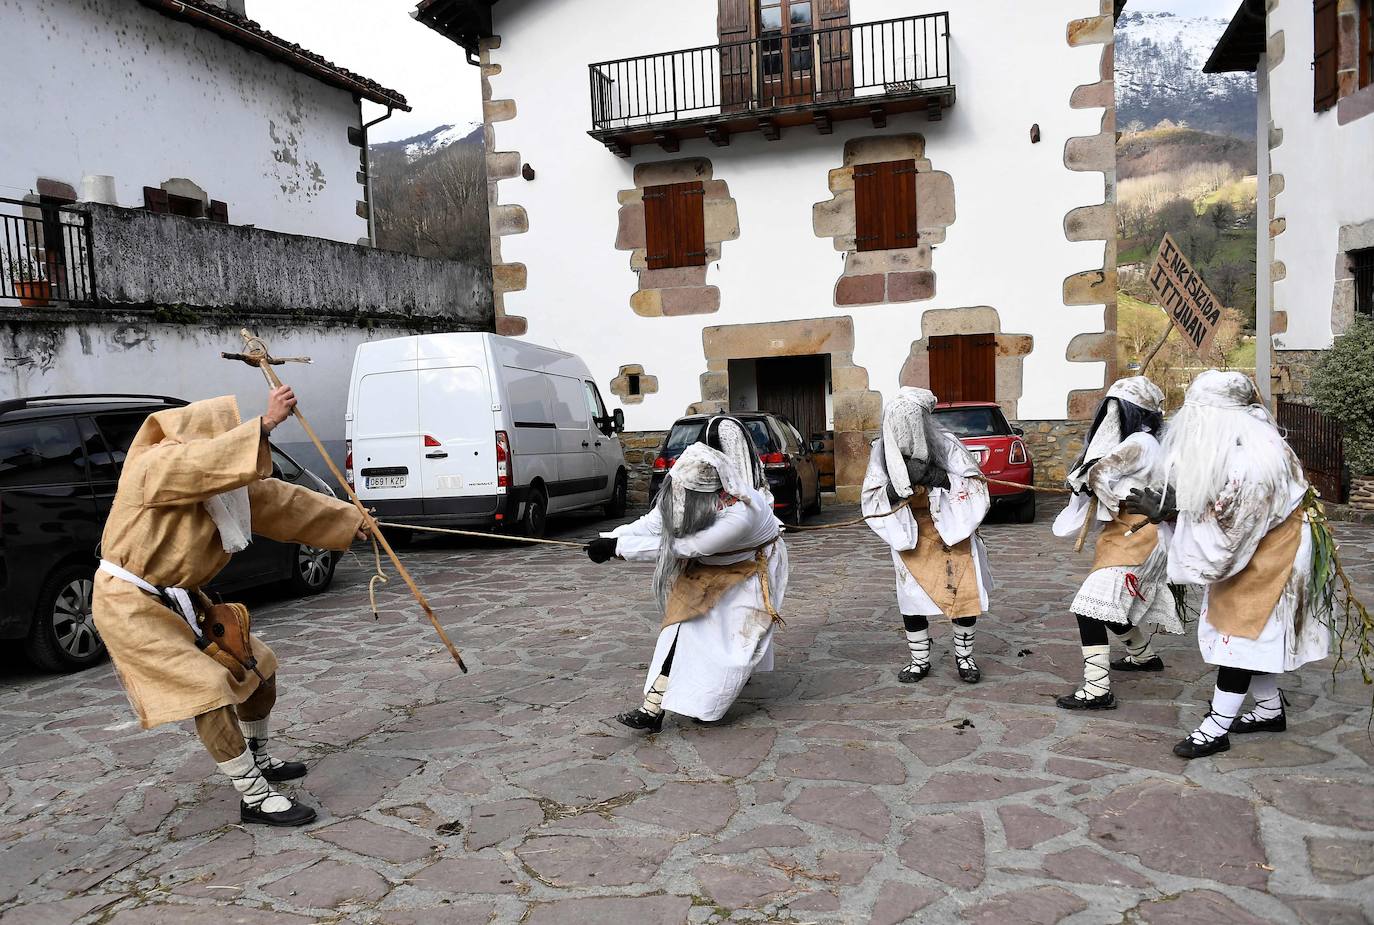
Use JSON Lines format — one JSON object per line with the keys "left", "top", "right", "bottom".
{"left": 1278, "top": 399, "right": 1346, "bottom": 502}
{"left": 1, "top": 197, "right": 95, "bottom": 306}
{"left": 589, "top": 12, "right": 951, "bottom": 131}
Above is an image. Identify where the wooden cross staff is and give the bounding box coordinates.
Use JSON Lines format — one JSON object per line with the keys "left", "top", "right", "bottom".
{"left": 222, "top": 329, "right": 468, "bottom": 672}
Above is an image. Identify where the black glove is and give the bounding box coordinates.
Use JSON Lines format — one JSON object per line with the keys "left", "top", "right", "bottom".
{"left": 1122, "top": 485, "right": 1177, "bottom": 523}
{"left": 586, "top": 536, "right": 617, "bottom": 564}
{"left": 905, "top": 456, "right": 950, "bottom": 490}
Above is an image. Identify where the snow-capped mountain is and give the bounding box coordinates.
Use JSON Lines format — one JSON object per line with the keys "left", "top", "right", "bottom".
{"left": 373, "top": 122, "right": 483, "bottom": 163}
{"left": 1116, "top": 11, "right": 1256, "bottom": 138}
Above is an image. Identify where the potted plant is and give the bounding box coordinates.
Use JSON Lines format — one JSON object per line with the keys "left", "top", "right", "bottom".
{"left": 5, "top": 254, "right": 51, "bottom": 307}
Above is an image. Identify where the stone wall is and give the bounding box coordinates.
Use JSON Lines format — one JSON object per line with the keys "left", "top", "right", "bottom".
{"left": 1348, "top": 476, "right": 1374, "bottom": 513}
{"left": 620, "top": 430, "right": 669, "bottom": 506}
{"left": 1011, "top": 419, "right": 1090, "bottom": 489}
{"left": 1273, "top": 348, "right": 1328, "bottom": 403}
{"left": 83, "top": 203, "right": 492, "bottom": 325}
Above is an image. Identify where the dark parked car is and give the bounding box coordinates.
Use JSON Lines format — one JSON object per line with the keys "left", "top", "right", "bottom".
{"left": 933, "top": 401, "right": 1036, "bottom": 523}
{"left": 649, "top": 412, "right": 822, "bottom": 525}
{"left": 0, "top": 394, "right": 342, "bottom": 672}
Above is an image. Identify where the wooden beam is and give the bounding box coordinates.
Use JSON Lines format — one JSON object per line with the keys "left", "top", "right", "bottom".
{"left": 927, "top": 97, "right": 943, "bottom": 122}
{"left": 604, "top": 138, "right": 631, "bottom": 158}
{"left": 653, "top": 132, "right": 679, "bottom": 153}
{"left": 757, "top": 118, "right": 780, "bottom": 141}
{"left": 705, "top": 125, "right": 731, "bottom": 147}
{"left": 812, "top": 111, "right": 833, "bottom": 135}
{"left": 869, "top": 105, "right": 887, "bottom": 129}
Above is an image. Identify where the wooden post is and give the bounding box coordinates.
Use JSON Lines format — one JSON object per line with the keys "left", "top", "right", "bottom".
{"left": 1139, "top": 324, "right": 1172, "bottom": 375}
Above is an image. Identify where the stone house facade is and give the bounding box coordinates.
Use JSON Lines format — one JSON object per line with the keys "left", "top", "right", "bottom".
{"left": 1208, "top": 0, "right": 1374, "bottom": 507}
{"left": 418, "top": 0, "right": 1119, "bottom": 503}
{"left": 1, "top": 0, "right": 493, "bottom": 482}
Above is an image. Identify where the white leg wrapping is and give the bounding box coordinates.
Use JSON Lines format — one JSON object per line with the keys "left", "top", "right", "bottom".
{"left": 239, "top": 717, "right": 284, "bottom": 771}
{"left": 641, "top": 674, "right": 669, "bottom": 716}
{"left": 1240, "top": 674, "right": 1283, "bottom": 722}
{"left": 1191, "top": 687, "right": 1245, "bottom": 744}
{"left": 1075, "top": 645, "right": 1112, "bottom": 700}
{"left": 1119, "top": 625, "right": 1158, "bottom": 663}
{"left": 217, "top": 747, "right": 291, "bottom": 814}
{"left": 905, "top": 628, "right": 932, "bottom": 669}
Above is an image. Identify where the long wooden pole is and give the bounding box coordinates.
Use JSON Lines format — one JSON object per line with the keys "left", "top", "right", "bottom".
{"left": 1139, "top": 324, "right": 1173, "bottom": 375}
{"left": 228, "top": 332, "right": 468, "bottom": 672}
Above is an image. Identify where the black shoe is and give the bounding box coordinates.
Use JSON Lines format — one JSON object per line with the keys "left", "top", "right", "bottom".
{"left": 898, "top": 663, "right": 931, "bottom": 683}
{"left": 259, "top": 759, "right": 308, "bottom": 782}
{"left": 1172, "top": 733, "right": 1230, "bottom": 759}
{"left": 1111, "top": 655, "right": 1164, "bottom": 672}
{"left": 1230, "top": 711, "right": 1286, "bottom": 734}
{"left": 1056, "top": 690, "right": 1117, "bottom": 711}
{"left": 955, "top": 658, "right": 981, "bottom": 684}
{"left": 615, "top": 708, "right": 665, "bottom": 732}
{"left": 241, "top": 798, "right": 317, "bottom": 827}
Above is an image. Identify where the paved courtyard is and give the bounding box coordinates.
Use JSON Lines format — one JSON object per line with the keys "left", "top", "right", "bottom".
{"left": 2, "top": 500, "right": 1373, "bottom": 925}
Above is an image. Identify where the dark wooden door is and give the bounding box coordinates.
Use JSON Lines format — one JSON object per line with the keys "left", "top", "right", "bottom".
{"left": 758, "top": 0, "right": 815, "bottom": 106}
{"left": 755, "top": 355, "right": 827, "bottom": 444}
{"left": 719, "top": 0, "right": 754, "bottom": 111}
{"left": 928, "top": 334, "right": 996, "bottom": 403}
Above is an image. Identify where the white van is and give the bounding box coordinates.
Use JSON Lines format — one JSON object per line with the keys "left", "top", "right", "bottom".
{"left": 345, "top": 333, "right": 628, "bottom": 538}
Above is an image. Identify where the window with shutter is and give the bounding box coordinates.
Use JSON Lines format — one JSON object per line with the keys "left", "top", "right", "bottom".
{"left": 143, "top": 186, "right": 170, "bottom": 214}
{"left": 644, "top": 181, "right": 707, "bottom": 270}
{"left": 927, "top": 334, "right": 996, "bottom": 403}
{"left": 853, "top": 159, "right": 918, "bottom": 252}
{"left": 1315, "top": 0, "right": 1340, "bottom": 111}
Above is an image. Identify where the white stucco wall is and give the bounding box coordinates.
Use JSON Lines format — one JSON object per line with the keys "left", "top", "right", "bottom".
{"left": 1269, "top": 2, "right": 1374, "bottom": 351}
{"left": 0, "top": 0, "right": 367, "bottom": 243}
{"left": 487, "top": 0, "right": 1109, "bottom": 428}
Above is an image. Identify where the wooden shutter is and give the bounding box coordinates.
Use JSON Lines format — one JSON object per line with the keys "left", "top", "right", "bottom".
{"left": 644, "top": 181, "right": 706, "bottom": 270}
{"left": 927, "top": 334, "right": 996, "bottom": 402}
{"left": 853, "top": 160, "right": 919, "bottom": 252}
{"left": 1362, "top": 0, "right": 1372, "bottom": 89}
{"left": 815, "top": 0, "right": 853, "bottom": 100}
{"left": 1315, "top": 0, "right": 1340, "bottom": 111}
{"left": 142, "top": 186, "right": 170, "bottom": 214}
{"left": 719, "top": 0, "right": 753, "bottom": 111}
{"left": 209, "top": 200, "right": 229, "bottom": 223}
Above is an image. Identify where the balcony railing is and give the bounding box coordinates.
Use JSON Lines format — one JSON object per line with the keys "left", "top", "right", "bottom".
{"left": 1, "top": 197, "right": 96, "bottom": 307}
{"left": 588, "top": 13, "right": 953, "bottom": 155}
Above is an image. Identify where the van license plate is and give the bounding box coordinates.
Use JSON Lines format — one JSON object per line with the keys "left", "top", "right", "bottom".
{"left": 366, "top": 475, "right": 407, "bottom": 489}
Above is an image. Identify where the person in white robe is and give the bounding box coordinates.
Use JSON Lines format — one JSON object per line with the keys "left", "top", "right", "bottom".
{"left": 862, "top": 387, "right": 992, "bottom": 684}
{"left": 1127, "top": 370, "right": 1329, "bottom": 759}
{"left": 1052, "top": 376, "right": 1182, "bottom": 710}
{"left": 586, "top": 417, "right": 787, "bottom": 731}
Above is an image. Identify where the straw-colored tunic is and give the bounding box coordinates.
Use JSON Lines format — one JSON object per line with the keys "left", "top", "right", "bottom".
{"left": 93, "top": 398, "right": 361, "bottom": 729}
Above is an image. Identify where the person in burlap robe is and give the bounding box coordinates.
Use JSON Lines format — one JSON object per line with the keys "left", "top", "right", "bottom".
{"left": 862, "top": 387, "right": 992, "bottom": 685}
{"left": 1126, "top": 370, "right": 1329, "bottom": 759}
{"left": 93, "top": 386, "right": 364, "bottom": 826}
{"left": 586, "top": 417, "right": 787, "bottom": 732}
{"left": 1051, "top": 376, "right": 1182, "bottom": 711}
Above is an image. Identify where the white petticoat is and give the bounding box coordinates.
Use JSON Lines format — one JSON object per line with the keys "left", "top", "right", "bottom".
{"left": 1071, "top": 566, "right": 1182, "bottom": 634}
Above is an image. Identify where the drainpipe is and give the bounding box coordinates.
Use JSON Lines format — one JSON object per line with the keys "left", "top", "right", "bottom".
{"left": 361, "top": 105, "right": 395, "bottom": 247}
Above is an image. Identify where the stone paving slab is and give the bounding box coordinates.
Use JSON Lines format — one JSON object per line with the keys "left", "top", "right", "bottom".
{"left": 1, "top": 501, "right": 1373, "bottom": 924}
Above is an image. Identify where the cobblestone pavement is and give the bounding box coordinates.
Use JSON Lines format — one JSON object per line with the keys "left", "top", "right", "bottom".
{"left": 2, "top": 501, "right": 1374, "bottom": 925}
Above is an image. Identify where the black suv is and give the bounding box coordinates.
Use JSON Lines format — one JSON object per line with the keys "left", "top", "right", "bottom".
{"left": 0, "top": 395, "right": 341, "bottom": 673}
{"left": 649, "top": 412, "right": 822, "bottom": 525}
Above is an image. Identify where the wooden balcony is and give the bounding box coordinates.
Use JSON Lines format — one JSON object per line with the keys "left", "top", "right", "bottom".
{"left": 588, "top": 13, "right": 955, "bottom": 157}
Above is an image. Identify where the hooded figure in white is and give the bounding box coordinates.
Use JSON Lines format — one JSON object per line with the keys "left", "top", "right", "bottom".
{"left": 1132, "top": 370, "right": 1328, "bottom": 759}
{"left": 587, "top": 417, "right": 787, "bottom": 730}
{"left": 1051, "top": 376, "right": 1181, "bottom": 711}
{"left": 861, "top": 387, "right": 992, "bottom": 684}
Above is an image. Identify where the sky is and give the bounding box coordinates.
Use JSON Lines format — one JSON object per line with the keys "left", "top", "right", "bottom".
{"left": 1125, "top": 0, "right": 1238, "bottom": 17}
{"left": 249, "top": 0, "right": 483, "bottom": 143}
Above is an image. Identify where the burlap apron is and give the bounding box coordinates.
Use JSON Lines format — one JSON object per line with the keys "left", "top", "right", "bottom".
{"left": 663, "top": 544, "right": 782, "bottom": 631}
{"left": 1092, "top": 515, "right": 1158, "bottom": 570}
{"left": 1205, "top": 508, "right": 1304, "bottom": 640}
{"left": 897, "top": 491, "right": 982, "bottom": 619}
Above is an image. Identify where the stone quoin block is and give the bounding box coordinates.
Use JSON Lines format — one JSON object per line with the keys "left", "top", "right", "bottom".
{"left": 886, "top": 271, "right": 936, "bottom": 304}
{"left": 835, "top": 274, "right": 885, "bottom": 306}
{"left": 638, "top": 266, "right": 708, "bottom": 290}
{"left": 661, "top": 287, "right": 721, "bottom": 316}
{"left": 629, "top": 289, "right": 663, "bottom": 317}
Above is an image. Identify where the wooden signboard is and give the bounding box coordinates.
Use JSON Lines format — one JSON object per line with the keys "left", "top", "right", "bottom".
{"left": 1147, "top": 233, "right": 1222, "bottom": 357}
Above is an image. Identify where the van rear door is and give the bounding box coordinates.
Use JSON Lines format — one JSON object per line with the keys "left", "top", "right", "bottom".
{"left": 354, "top": 367, "right": 423, "bottom": 508}
{"left": 417, "top": 365, "right": 497, "bottom": 504}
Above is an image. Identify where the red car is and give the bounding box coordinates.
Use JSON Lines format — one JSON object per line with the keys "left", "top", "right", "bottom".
{"left": 932, "top": 401, "right": 1035, "bottom": 523}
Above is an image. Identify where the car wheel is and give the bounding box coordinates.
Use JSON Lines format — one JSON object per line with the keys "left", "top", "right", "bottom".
{"left": 1015, "top": 491, "right": 1036, "bottom": 524}
{"left": 806, "top": 481, "right": 823, "bottom": 515}
{"left": 289, "top": 545, "right": 337, "bottom": 595}
{"left": 25, "top": 564, "right": 105, "bottom": 672}
{"left": 787, "top": 491, "right": 805, "bottom": 527}
{"left": 604, "top": 470, "right": 628, "bottom": 519}
{"left": 521, "top": 486, "right": 548, "bottom": 538}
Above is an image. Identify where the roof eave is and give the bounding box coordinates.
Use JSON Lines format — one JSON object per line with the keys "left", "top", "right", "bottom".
{"left": 1203, "top": 0, "right": 1266, "bottom": 74}
{"left": 413, "top": 0, "right": 494, "bottom": 65}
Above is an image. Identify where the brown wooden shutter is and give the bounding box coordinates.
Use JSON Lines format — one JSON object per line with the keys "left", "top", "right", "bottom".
{"left": 209, "top": 200, "right": 229, "bottom": 223}
{"left": 644, "top": 181, "right": 706, "bottom": 270}
{"left": 815, "top": 0, "right": 853, "bottom": 100}
{"left": 927, "top": 334, "right": 996, "bottom": 402}
{"left": 1315, "top": 0, "right": 1340, "bottom": 111}
{"left": 966, "top": 334, "right": 997, "bottom": 403}
{"left": 719, "top": 0, "right": 753, "bottom": 111}
{"left": 928, "top": 335, "right": 959, "bottom": 400}
{"left": 1361, "top": 0, "right": 1373, "bottom": 89}
{"left": 143, "top": 186, "right": 170, "bottom": 214}
{"left": 854, "top": 160, "right": 918, "bottom": 252}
